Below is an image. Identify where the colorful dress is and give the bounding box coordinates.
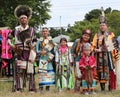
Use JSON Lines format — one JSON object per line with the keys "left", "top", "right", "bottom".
{"left": 55, "top": 45, "right": 74, "bottom": 91}
{"left": 36, "top": 36, "right": 55, "bottom": 87}
{"left": 0, "top": 29, "right": 13, "bottom": 77}
{"left": 79, "top": 55, "right": 96, "bottom": 91}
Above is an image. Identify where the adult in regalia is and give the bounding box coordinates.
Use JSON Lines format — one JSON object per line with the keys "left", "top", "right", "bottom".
{"left": 36, "top": 27, "right": 55, "bottom": 93}
{"left": 7, "top": 5, "right": 37, "bottom": 92}
{"left": 92, "top": 7, "right": 117, "bottom": 91}
{"left": 71, "top": 29, "right": 92, "bottom": 92}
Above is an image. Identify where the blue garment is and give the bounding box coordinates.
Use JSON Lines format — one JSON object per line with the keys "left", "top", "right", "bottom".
{"left": 82, "top": 80, "right": 96, "bottom": 88}
{"left": 0, "top": 35, "right": 2, "bottom": 41}
{"left": 117, "top": 36, "right": 120, "bottom": 45}
{"left": 36, "top": 36, "right": 55, "bottom": 86}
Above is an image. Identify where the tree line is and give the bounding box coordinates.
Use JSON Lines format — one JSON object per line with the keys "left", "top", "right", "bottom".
{"left": 0, "top": 1, "right": 120, "bottom": 41}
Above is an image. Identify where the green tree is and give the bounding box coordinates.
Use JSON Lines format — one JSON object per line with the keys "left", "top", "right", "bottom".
{"left": 107, "top": 11, "right": 120, "bottom": 36}
{"left": 104, "top": 7, "right": 112, "bottom": 14}
{"left": 0, "top": 0, "right": 51, "bottom": 29}
{"left": 85, "top": 9, "right": 101, "bottom": 21}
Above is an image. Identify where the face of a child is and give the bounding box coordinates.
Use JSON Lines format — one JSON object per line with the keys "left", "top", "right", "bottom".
{"left": 60, "top": 40, "right": 67, "bottom": 47}
{"left": 83, "top": 49, "right": 91, "bottom": 56}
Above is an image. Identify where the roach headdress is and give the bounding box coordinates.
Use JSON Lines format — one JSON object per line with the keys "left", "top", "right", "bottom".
{"left": 14, "top": 5, "right": 32, "bottom": 19}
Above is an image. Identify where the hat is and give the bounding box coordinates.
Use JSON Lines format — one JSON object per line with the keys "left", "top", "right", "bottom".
{"left": 117, "top": 36, "right": 120, "bottom": 45}
{"left": 14, "top": 5, "right": 32, "bottom": 19}
{"left": 99, "top": 7, "right": 107, "bottom": 24}
{"left": 83, "top": 43, "right": 91, "bottom": 50}
{"left": 82, "top": 29, "right": 92, "bottom": 36}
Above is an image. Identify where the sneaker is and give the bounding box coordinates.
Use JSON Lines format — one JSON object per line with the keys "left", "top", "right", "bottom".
{"left": 84, "top": 91, "right": 89, "bottom": 95}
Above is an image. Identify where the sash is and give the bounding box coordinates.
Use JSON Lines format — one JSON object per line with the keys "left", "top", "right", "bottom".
{"left": 27, "top": 49, "right": 36, "bottom": 74}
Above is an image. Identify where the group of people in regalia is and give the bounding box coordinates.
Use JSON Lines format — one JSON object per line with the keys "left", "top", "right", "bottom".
{"left": 1, "top": 5, "right": 119, "bottom": 95}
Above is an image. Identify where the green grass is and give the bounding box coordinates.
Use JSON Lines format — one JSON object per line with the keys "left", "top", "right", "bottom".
{"left": 0, "top": 75, "right": 120, "bottom": 97}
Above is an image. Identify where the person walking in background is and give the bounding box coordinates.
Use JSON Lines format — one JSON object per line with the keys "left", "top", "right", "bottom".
{"left": 55, "top": 38, "right": 74, "bottom": 92}
{"left": 71, "top": 29, "right": 92, "bottom": 92}
{"left": 79, "top": 43, "right": 96, "bottom": 95}
{"left": 36, "top": 27, "right": 55, "bottom": 93}
{"left": 7, "top": 5, "right": 37, "bottom": 92}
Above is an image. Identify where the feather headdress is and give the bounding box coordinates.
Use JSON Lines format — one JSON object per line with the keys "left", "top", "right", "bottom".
{"left": 99, "top": 7, "right": 107, "bottom": 24}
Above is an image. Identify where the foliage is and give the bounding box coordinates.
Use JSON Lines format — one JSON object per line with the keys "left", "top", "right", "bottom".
{"left": 0, "top": 0, "right": 51, "bottom": 29}
{"left": 67, "top": 19, "right": 99, "bottom": 41}
{"left": 85, "top": 9, "right": 101, "bottom": 21}
{"left": 49, "top": 27, "right": 67, "bottom": 38}
{"left": 67, "top": 7, "right": 120, "bottom": 42}
{"left": 107, "top": 11, "right": 120, "bottom": 36}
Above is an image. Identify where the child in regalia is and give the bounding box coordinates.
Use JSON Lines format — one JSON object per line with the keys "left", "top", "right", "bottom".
{"left": 55, "top": 38, "right": 74, "bottom": 92}
{"left": 79, "top": 43, "right": 96, "bottom": 95}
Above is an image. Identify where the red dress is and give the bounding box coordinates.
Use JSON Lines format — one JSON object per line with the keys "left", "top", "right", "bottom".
{"left": 79, "top": 55, "right": 96, "bottom": 80}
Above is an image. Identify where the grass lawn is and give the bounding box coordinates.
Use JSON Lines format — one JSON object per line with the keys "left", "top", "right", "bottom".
{"left": 0, "top": 74, "right": 120, "bottom": 97}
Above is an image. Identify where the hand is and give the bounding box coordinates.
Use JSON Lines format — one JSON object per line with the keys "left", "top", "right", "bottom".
{"left": 55, "top": 62, "right": 58, "bottom": 65}
{"left": 94, "top": 48, "right": 101, "bottom": 52}
{"left": 47, "top": 58, "right": 51, "bottom": 62}
{"left": 12, "top": 46, "right": 22, "bottom": 55}
{"left": 29, "top": 44, "right": 34, "bottom": 49}
{"left": 70, "top": 62, "right": 73, "bottom": 66}
{"left": 40, "top": 50, "right": 46, "bottom": 56}
{"left": 76, "top": 69, "right": 82, "bottom": 78}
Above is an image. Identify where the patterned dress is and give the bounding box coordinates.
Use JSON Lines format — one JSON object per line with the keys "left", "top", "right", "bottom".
{"left": 36, "top": 36, "right": 55, "bottom": 87}
{"left": 79, "top": 55, "right": 96, "bottom": 90}
{"left": 92, "top": 31, "right": 116, "bottom": 90}
{"left": 55, "top": 46, "right": 74, "bottom": 91}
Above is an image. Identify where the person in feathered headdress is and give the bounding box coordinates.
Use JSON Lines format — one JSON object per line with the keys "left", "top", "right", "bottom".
{"left": 7, "top": 5, "right": 37, "bottom": 92}
{"left": 92, "top": 7, "right": 117, "bottom": 91}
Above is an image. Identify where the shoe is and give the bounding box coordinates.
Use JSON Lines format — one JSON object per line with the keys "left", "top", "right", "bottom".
{"left": 46, "top": 86, "right": 50, "bottom": 92}
{"left": 58, "top": 89, "right": 63, "bottom": 92}
{"left": 92, "top": 91, "right": 96, "bottom": 94}
{"left": 84, "top": 91, "right": 89, "bottom": 95}
{"left": 39, "top": 87, "right": 43, "bottom": 94}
